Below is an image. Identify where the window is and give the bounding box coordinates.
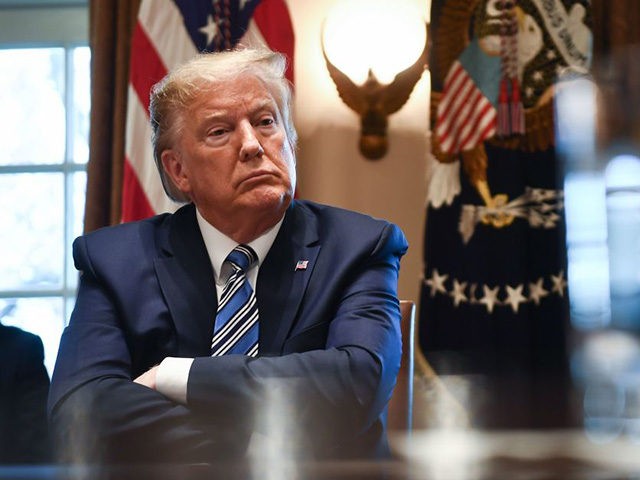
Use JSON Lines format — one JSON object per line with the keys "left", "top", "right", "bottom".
{"left": 0, "top": 2, "right": 89, "bottom": 376}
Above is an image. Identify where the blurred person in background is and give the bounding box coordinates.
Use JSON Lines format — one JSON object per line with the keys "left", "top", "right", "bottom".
{"left": 0, "top": 308, "right": 51, "bottom": 464}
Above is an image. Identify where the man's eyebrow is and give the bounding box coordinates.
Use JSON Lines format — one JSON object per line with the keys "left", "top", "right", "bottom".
{"left": 249, "top": 99, "right": 278, "bottom": 114}
{"left": 199, "top": 109, "right": 230, "bottom": 122}
{"left": 201, "top": 98, "right": 276, "bottom": 115}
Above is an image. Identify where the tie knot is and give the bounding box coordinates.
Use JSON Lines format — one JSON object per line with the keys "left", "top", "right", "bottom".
{"left": 225, "top": 244, "right": 258, "bottom": 273}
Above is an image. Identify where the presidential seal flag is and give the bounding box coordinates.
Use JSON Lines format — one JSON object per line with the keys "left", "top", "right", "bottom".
{"left": 420, "top": 0, "right": 591, "bottom": 428}
{"left": 122, "top": 0, "right": 295, "bottom": 222}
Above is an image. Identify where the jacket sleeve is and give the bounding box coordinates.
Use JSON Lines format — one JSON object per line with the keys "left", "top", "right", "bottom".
{"left": 48, "top": 236, "right": 243, "bottom": 464}
{"left": 187, "top": 222, "right": 408, "bottom": 458}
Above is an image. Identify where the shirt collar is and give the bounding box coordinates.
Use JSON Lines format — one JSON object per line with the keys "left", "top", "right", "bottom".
{"left": 195, "top": 207, "right": 284, "bottom": 284}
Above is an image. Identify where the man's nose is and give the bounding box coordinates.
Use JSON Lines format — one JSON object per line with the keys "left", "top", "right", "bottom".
{"left": 239, "top": 122, "right": 264, "bottom": 161}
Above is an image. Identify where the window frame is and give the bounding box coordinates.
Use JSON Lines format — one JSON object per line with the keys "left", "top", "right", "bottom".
{"left": 0, "top": 2, "right": 89, "bottom": 375}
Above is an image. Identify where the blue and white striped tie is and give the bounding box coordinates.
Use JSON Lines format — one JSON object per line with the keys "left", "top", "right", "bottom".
{"left": 211, "top": 245, "right": 259, "bottom": 357}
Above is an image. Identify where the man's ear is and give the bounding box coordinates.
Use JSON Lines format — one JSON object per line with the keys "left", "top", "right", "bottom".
{"left": 161, "top": 149, "right": 191, "bottom": 195}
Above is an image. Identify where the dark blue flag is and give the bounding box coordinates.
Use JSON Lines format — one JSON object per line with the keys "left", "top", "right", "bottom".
{"left": 420, "top": 0, "right": 592, "bottom": 428}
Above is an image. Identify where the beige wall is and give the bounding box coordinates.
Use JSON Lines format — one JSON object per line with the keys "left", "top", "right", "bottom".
{"left": 287, "top": 0, "right": 431, "bottom": 304}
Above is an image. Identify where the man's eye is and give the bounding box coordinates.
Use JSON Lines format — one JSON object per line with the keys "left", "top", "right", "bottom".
{"left": 259, "top": 117, "right": 275, "bottom": 127}
{"left": 209, "top": 128, "right": 227, "bottom": 136}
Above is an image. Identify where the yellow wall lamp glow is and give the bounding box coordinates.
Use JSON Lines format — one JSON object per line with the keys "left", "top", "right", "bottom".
{"left": 322, "top": 0, "right": 429, "bottom": 160}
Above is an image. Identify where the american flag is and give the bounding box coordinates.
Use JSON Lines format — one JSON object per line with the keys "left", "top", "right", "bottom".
{"left": 435, "top": 38, "right": 500, "bottom": 154}
{"left": 122, "top": 0, "right": 295, "bottom": 222}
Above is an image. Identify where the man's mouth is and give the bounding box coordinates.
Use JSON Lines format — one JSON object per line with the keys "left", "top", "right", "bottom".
{"left": 239, "top": 170, "right": 276, "bottom": 185}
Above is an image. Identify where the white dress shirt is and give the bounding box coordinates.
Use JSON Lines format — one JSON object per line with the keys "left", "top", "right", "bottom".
{"left": 155, "top": 207, "right": 283, "bottom": 404}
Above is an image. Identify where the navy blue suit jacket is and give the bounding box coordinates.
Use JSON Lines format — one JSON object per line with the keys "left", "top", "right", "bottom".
{"left": 49, "top": 200, "right": 408, "bottom": 463}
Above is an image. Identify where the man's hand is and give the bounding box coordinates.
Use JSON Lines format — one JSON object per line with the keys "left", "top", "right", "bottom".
{"left": 134, "top": 365, "right": 159, "bottom": 390}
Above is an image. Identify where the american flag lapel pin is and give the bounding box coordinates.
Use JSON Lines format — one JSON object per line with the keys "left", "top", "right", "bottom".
{"left": 295, "top": 260, "right": 309, "bottom": 271}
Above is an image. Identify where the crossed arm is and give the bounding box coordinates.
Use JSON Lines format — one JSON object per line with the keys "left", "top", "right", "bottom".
{"left": 48, "top": 224, "right": 406, "bottom": 463}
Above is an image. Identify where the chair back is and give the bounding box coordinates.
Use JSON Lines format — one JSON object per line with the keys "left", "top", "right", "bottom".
{"left": 387, "top": 300, "right": 415, "bottom": 431}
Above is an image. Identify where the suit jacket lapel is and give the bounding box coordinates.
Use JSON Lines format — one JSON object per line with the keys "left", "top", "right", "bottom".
{"left": 154, "top": 204, "right": 217, "bottom": 356}
{"left": 257, "top": 201, "right": 321, "bottom": 355}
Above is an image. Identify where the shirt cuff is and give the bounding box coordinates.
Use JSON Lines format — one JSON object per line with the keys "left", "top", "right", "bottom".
{"left": 156, "top": 357, "right": 194, "bottom": 404}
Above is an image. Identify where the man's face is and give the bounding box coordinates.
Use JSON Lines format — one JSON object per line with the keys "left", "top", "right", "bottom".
{"left": 162, "top": 74, "right": 296, "bottom": 237}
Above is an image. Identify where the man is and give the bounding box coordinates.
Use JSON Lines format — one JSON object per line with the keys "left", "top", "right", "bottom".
{"left": 0, "top": 320, "right": 51, "bottom": 464}
{"left": 49, "top": 48, "right": 408, "bottom": 464}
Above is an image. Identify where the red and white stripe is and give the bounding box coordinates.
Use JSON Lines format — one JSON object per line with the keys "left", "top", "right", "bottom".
{"left": 435, "top": 61, "right": 497, "bottom": 155}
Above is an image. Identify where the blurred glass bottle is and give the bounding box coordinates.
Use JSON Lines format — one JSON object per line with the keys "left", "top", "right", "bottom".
{"left": 556, "top": 51, "right": 640, "bottom": 442}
